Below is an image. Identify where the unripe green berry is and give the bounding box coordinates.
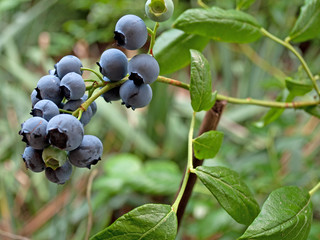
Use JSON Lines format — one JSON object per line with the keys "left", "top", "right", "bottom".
{"left": 145, "top": 0, "right": 174, "bottom": 22}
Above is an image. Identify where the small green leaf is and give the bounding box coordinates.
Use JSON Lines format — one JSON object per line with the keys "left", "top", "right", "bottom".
{"left": 190, "top": 49, "right": 215, "bottom": 112}
{"left": 195, "top": 166, "right": 260, "bottom": 225}
{"left": 90, "top": 204, "right": 177, "bottom": 240}
{"left": 153, "top": 29, "right": 209, "bottom": 75}
{"left": 193, "top": 130, "right": 224, "bottom": 159}
{"left": 285, "top": 78, "right": 313, "bottom": 96}
{"left": 173, "top": 7, "right": 262, "bottom": 43}
{"left": 236, "top": 0, "right": 256, "bottom": 10}
{"left": 289, "top": 0, "right": 320, "bottom": 42}
{"left": 239, "top": 186, "right": 312, "bottom": 240}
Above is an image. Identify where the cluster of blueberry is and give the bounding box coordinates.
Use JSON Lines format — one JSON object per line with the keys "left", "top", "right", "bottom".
{"left": 19, "top": 55, "right": 103, "bottom": 184}
{"left": 18, "top": 0, "right": 174, "bottom": 184}
{"left": 99, "top": 14, "right": 159, "bottom": 109}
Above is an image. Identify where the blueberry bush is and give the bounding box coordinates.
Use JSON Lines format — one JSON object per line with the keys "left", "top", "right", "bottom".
{"left": 2, "top": 0, "right": 320, "bottom": 239}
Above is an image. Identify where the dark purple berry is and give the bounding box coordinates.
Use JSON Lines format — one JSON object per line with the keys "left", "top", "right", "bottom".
{"left": 31, "top": 99, "right": 60, "bottom": 121}
{"left": 55, "top": 55, "right": 83, "bottom": 79}
{"left": 19, "top": 117, "right": 49, "bottom": 150}
{"left": 22, "top": 146, "right": 46, "bottom": 172}
{"left": 119, "top": 80, "right": 153, "bottom": 109}
{"left": 68, "top": 135, "right": 103, "bottom": 169}
{"left": 45, "top": 161, "right": 72, "bottom": 184}
{"left": 46, "top": 114, "right": 84, "bottom": 151}
{"left": 114, "top": 15, "right": 148, "bottom": 50}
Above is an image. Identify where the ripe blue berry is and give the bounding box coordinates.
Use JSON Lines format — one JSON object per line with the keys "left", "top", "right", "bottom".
{"left": 69, "top": 135, "right": 103, "bottom": 169}
{"left": 31, "top": 100, "right": 60, "bottom": 121}
{"left": 47, "top": 114, "right": 84, "bottom": 151}
{"left": 114, "top": 14, "right": 148, "bottom": 50}
{"left": 102, "top": 86, "right": 121, "bottom": 103}
{"left": 60, "top": 72, "right": 86, "bottom": 100}
{"left": 145, "top": 0, "right": 174, "bottom": 22}
{"left": 55, "top": 55, "right": 83, "bottom": 79}
{"left": 120, "top": 80, "right": 153, "bottom": 109}
{"left": 45, "top": 160, "right": 72, "bottom": 184}
{"left": 97, "top": 48, "right": 128, "bottom": 81}
{"left": 22, "top": 146, "right": 46, "bottom": 172}
{"left": 19, "top": 117, "right": 49, "bottom": 150}
{"left": 128, "top": 54, "right": 160, "bottom": 85}
{"left": 35, "top": 75, "right": 63, "bottom": 105}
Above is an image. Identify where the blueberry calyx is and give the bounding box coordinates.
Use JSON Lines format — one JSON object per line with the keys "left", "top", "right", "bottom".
{"left": 114, "top": 31, "right": 126, "bottom": 47}
{"left": 129, "top": 72, "right": 144, "bottom": 85}
{"left": 35, "top": 87, "right": 42, "bottom": 100}
{"left": 48, "top": 129, "right": 68, "bottom": 149}
{"left": 60, "top": 86, "right": 71, "bottom": 99}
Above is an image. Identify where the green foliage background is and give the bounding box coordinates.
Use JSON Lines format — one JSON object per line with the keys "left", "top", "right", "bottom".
{"left": 0, "top": 0, "right": 320, "bottom": 239}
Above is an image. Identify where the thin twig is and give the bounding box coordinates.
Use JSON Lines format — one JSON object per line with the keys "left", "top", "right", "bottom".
{"left": 85, "top": 169, "right": 98, "bottom": 240}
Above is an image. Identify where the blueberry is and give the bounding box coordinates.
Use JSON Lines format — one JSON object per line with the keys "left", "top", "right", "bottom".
{"left": 19, "top": 117, "right": 49, "bottom": 150}
{"left": 55, "top": 55, "right": 83, "bottom": 79}
{"left": 47, "top": 114, "right": 84, "bottom": 151}
{"left": 114, "top": 14, "right": 148, "bottom": 50}
{"left": 60, "top": 72, "right": 86, "bottom": 100}
{"left": 128, "top": 54, "right": 160, "bottom": 85}
{"left": 45, "top": 160, "right": 72, "bottom": 184}
{"left": 63, "top": 98, "right": 93, "bottom": 126}
{"left": 120, "top": 80, "right": 153, "bottom": 109}
{"left": 97, "top": 48, "right": 128, "bottom": 81}
{"left": 35, "top": 75, "right": 63, "bottom": 105}
{"left": 102, "top": 86, "right": 121, "bottom": 102}
{"left": 31, "top": 99, "right": 60, "bottom": 121}
{"left": 145, "top": 0, "right": 174, "bottom": 22}
{"left": 31, "top": 89, "right": 41, "bottom": 108}
{"left": 22, "top": 146, "right": 46, "bottom": 172}
{"left": 68, "top": 135, "right": 103, "bottom": 169}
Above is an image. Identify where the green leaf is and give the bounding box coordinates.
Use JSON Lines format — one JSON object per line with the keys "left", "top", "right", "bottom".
{"left": 239, "top": 186, "right": 312, "bottom": 240}
{"left": 289, "top": 0, "right": 320, "bottom": 42}
{"left": 173, "top": 7, "right": 262, "bottom": 43}
{"left": 285, "top": 78, "right": 313, "bottom": 96}
{"left": 190, "top": 49, "right": 215, "bottom": 112}
{"left": 90, "top": 204, "right": 177, "bottom": 240}
{"left": 193, "top": 130, "right": 224, "bottom": 159}
{"left": 153, "top": 29, "right": 209, "bottom": 75}
{"left": 195, "top": 166, "right": 260, "bottom": 225}
{"left": 236, "top": 0, "right": 256, "bottom": 10}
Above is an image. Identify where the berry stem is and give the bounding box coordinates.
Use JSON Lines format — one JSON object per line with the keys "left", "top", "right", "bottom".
{"left": 156, "top": 76, "right": 320, "bottom": 108}
{"left": 59, "top": 109, "right": 73, "bottom": 114}
{"left": 148, "top": 22, "right": 160, "bottom": 55}
{"left": 172, "top": 111, "right": 196, "bottom": 213}
{"left": 73, "top": 79, "right": 127, "bottom": 117}
{"left": 260, "top": 28, "right": 320, "bottom": 99}
{"left": 81, "top": 67, "right": 104, "bottom": 82}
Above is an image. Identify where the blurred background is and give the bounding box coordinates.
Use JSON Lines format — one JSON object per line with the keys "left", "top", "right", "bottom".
{"left": 0, "top": 0, "right": 320, "bottom": 239}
